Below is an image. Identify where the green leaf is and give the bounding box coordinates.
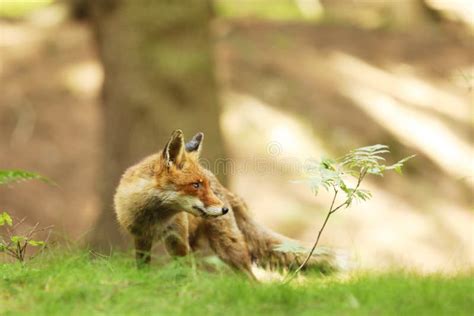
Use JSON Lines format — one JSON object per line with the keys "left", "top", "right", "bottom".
{"left": 396, "top": 155, "right": 416, "bottom": 168}
{"left": 299, "top": 145, "right": 413, "bottom": 213}
{"left": 0, "top": 170, "right": 55, "bottom": 186}
{"left": 27, "top": 240, "right": 45, "bottom": 247}
{"left": 385, "top": 155, "right": 416, "bottom": 174}
{"left": 0, "top": 212, "right": 13, "bottom": 226}
{"left": 274, "top": 240, "right": 309, "bottom": 254}
{"left": 320, "top": 158, "right": 337, "bottom": 171}
{"left": 394, "top": 165, "right": 402, "bottom": 175}
{"left": 367, "top": 167, "right": 383, "bottom": 175}
{"left": 10, "top": 236, "right": 25, "bottom": 244}
{"left": 354, "top": 189, "right": 372, "bottom": 202}
{"left": 299, "top": 158, "right": 347, "bottom": 196}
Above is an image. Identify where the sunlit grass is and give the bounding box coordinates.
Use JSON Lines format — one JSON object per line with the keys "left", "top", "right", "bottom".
{"left": 1, "top": 250, "right": 472, "bottom": 315}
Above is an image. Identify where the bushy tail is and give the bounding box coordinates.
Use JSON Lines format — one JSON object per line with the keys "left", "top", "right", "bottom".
{"left": 229, "top": 194, "right": 347, "bottom": 273}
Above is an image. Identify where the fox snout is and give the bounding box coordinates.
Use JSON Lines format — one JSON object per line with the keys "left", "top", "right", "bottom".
{"left": 209, "top": 205, "right": 229, "bottom": 216}
{"left": 190, "top": 187, "right": 229, "bottom": 218}
{"left": 192, "top": 204, "right": 229, "bottom": 217}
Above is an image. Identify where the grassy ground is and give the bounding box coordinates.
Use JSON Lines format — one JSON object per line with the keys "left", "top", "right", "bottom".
{"left": 0, "top": 251, "right": 472, "bottom": 316}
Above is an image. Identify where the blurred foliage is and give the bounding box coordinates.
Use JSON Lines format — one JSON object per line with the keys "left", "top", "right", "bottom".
{"left": 0, "top": 0, "right": 53, "bottom": 18}
{"left": 214, "top": 0, "right": 321, "bottom": 21}
{"left": 1, "top": 0, "right": 469, "bottom": 31}
{"left": 1, "top": 0, "right": 317, "bottom": 20}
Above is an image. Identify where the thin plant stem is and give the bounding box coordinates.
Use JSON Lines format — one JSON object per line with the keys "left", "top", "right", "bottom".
{"left": 284, "top": 189, "right": 339, "bottom": 283}
{"left": 284, "top": 169, "right": 367, "bottom": 283}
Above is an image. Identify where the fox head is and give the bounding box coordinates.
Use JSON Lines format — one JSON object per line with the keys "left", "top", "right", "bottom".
{"left": 156, "top": 130, "right": 228, "bottom": 218}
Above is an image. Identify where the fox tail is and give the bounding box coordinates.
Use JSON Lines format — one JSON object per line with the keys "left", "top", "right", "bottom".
{"left": 230, "top": 196, "right": 348, "bottom": 273}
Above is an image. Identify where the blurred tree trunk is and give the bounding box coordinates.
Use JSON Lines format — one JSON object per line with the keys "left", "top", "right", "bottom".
{"left": 87, "top": 0, "right": 226, "bottom": 250}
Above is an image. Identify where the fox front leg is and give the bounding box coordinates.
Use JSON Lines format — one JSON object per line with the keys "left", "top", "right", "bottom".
{"left": 204, "top": 215, "right": 256, "bottom": 280}
{"left": 162, "top": 213, "right": 190, "bottom": 257}
{"left": 134, "top": 235, "right": 153, "bottom": 267}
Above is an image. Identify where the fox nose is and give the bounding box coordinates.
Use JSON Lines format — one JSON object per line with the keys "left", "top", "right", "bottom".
{"left": 222, "top": 207, "right": 229, "bottom": 215}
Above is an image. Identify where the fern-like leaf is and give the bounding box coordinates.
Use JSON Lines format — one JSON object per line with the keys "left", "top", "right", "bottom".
{"left": 0, "top": 170, "right": 54, "bottom": 186}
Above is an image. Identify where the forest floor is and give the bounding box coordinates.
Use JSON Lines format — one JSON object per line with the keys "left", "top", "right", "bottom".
{"left": 0, "top": 250, "right": 472, "bottom": 316}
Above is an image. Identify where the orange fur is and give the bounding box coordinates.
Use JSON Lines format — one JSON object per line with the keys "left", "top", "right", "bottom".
{"left": 114, "top": 130, "right": 342, "bottom": 277}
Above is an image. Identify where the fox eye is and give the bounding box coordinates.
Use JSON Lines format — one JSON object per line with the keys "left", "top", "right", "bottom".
{"left": 192, "top": 182, "right": 201, "bottom": 189}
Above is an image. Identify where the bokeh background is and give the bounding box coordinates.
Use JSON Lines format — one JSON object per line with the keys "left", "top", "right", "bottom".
{"left": 0, "top": 0, "right": 472, "bottom": 273}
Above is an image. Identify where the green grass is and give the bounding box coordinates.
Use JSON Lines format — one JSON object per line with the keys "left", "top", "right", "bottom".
{"left": 0, "top": 251, "right": 472, "bottom": 316}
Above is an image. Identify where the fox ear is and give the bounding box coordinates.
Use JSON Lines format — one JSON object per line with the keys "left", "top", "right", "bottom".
{"left": 185, "top": 132, "right": 204, "bottom": 156}
{"left": 163, "top": 129, "right": 185, "bottom": 168}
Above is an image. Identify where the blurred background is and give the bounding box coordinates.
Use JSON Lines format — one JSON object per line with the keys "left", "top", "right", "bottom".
{"left": 0, "top": 0, "right": 472, "bottom": 273}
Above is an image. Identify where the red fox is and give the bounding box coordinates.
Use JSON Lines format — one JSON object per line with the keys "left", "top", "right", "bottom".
{"left": 114, "top": 130, "right": 341, "bottom": 279}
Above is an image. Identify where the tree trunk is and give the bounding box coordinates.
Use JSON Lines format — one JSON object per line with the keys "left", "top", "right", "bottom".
{"left": 87, "top": 0, "right": 226, "bottom": 250}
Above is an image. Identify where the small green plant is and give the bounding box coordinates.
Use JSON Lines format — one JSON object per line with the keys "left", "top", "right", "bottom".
{"left": 282, "top": 144, "right": 414, "bottom": 282}
{"left": 0, "top": 212, "right": 52, "bottom": 262}
{"left": 0, "top": 170, "right": 54, "bottom": 262}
